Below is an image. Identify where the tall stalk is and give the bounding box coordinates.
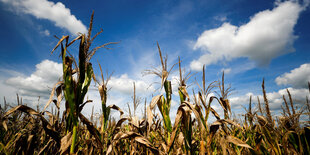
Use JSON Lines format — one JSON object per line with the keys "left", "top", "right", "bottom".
{"left": 143, "top": 42, "right": 176, "bottom": 145}
{"left": 51, "top": 12, "right": 117, "bottom": 154}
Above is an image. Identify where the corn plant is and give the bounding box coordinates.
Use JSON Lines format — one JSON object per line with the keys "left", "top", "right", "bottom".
{"left": 51, "top": 12, "right": 118, "bottom": 153}
{"left": 144, "top": 42, "right": 176, "bottom": 146}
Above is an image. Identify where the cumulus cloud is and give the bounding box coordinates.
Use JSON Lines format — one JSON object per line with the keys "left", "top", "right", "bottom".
{"left": 276, "top": 63, "right": 310, "bottom": 88}
{"left": 108, "top": 74, "right": 155, "bottom": 96}
{"left": 0, "top": 0, "right": 87, "bottom": 35}
{"left": 5, "top": 60, "right": 62, "bottom": 98}
{"left": 191, "top": 1, "right": 303, "bottom": 71}
{"left": 230, "top": 87, "right": 309, "bottom": 112}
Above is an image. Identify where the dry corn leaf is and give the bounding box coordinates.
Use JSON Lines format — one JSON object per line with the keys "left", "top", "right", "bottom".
{"left": 59, "top": 132, "right": 72, "bottom": 155}
{"left": 220, "top": 98, "right": 231, "bottom": 114}
{"left": 4, "top": 105, "right": 60, "bottom": 144}
{"left": 26, "top": 135, "right": 34, "bottom": 153}
{"left": 226, "top": 135, "right": 252, "bottom": 149}
{"left": 147, "top": 95, "right": 162, "bottom": 132}
{"left": 79, "top": 113, "right": 103, "bottom": 148}
{"left": 44, "top": 111, "right": 55, "bottom": 126}
{"left": 67, "top": 35, "right": 82, "bottom": 47}
{"left": 220, "top": 119, "right": 242, "bottom": 129}
{"left": 114, "top": 117, "right": 128, "bottom": 130}
{"left": 183, "top": 101, "right": 206, "bottom": 132}
{"left": 38, "top": 139, "right": 53, "bottom": 155}
{"left": 168, "top": 103, "right": 190, "bottom": 152}
{"left": 257, "top": 115, "right": 268, "bottom": 126}
{"left": 177, "top": 132, "right": 184, "bottom": 145}
{"left": 107, "top": 131, "right": 160, "bottom": 155}
{"left": 2, "top": 119, "right": 7, "bottom": 131}
{"left": 108, "top": 104, "right": 124, "bottom": 117}
{"left": 220, "top": 137, "right": 227, "bottom": 155}
{"left": 55, "top": 84, "right": 63, "bottom": 108}
{"left": 129, "top": 116, "right": 140, "bottom": 128}
{"left": 109, "top": 117, "right": 129, "bottom": 137}
{"left": 198, "top": 92, "right": 207, "bottom": 110}
{"left": 134, "top": 136, "right": 160, "bottom": 154}
{"left": 51, "top": 35, "right": 69, "bottom": 54}
{"left": 176, "top": 147, "right": 182, "bottom": 155}
{"left": 210, "top": 107, "right": 221, "bottom": 120}
{"left": 161, "top": 143, "right": 167, "bottom": 153}
{"left": 43, "top": 81, "right": 63, "bottom": 112}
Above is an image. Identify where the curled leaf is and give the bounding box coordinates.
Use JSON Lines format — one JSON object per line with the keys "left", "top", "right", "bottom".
{"left": 226, "top": 136, "right": 252, "bottom": 149}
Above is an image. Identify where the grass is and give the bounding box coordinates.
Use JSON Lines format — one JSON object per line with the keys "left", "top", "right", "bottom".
{"left": 0, "top": 12, "right": 310, "bottom": 154}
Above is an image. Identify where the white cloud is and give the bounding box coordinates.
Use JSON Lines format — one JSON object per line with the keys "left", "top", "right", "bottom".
{"left": 42, "top": 29, "right": 50, "bottom": 36}
{"left": 1, "top": 0, "right": 87, "bottom": 35}
{"left": 276, "top": 63, "right": 310, "bottom": 88}
{"left": 191, "top": 1, "right": 303, "bottom": 71}
{"left": 5, "top": 60, "right": 62, "bottom": 98}
{"left": 0, "top": 76, "right": 19, "bottom": 103}
{"left": 108, "top": 74, "right": 155, "bottom": 96}
{"left": 221, "top": 68, "right": 231, "bottom": 74}
{"left": 230, "top": 92, "right": 254, "bottom": 109}
{"left": 230, "top": 87, "right": 309, "bottom": 112}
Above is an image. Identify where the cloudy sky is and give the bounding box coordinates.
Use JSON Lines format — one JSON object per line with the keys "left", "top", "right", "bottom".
{"left": 0, "top": 0, "right": 309, "bottom": 120}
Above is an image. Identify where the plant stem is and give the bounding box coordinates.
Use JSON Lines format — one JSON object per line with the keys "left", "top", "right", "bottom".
{"left": 70, "top": 121, "right": 78, "bottom": 154}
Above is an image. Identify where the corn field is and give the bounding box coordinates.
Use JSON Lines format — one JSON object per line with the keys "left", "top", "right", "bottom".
{"left": 0, "top": 13, "right": 310, "bottom": 155}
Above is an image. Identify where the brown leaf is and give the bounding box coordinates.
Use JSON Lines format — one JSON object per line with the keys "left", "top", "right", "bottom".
{"left": 4, "top": 105, "right": 60, "bottom": 144}
{"left": 147, "top": 95, "right": 163, "bottom": 132}
{"left": 79, "top": 113, "right": 103, "bottom": 148}
{"left": 134, "top": 136, "right": 159, "bottom": 154}
{"left": 107, "top": 131, "right": 159, "bottom": 155}
{"left": 183, "top": 101, "right": 206, "bottom": 132}
{"left": 44, "top": 111, "right": 55, "bottom": 126}
{"left": 67, "top": 35, "right": 82, "bottom": 47}
{"left": 220, "top": 119, "right": 242, "bottom": 129}
{"left": 59, "top": 132, "right": 72, "bottom": 155}
{"left": 257, "top": 115, "right": 268, "bottom": 126}
{"left": 210, "top": 107, "right": 221, "bottom": 120}
{"left": 2, "top": 119, "right": 7, "bottom": 131}
{"left": 220, "top": 137, "right": 227, "bottom": 155}
{"left": 226, "top": 135, "right": 252, "bottom": 149}
{"left": 43, "top": 81, "right": 63, "bottom": 112}
{"left": 114, "top": 117, "right": 128, "bottom": 130}
{"left": 108, "top": 104, "right": 124, "bottom": 117}
{"left": 55, "top": 83, "right": 63, "bottom": 108}
{"left": 150, "top": 95, "right": 162, "bottom": 109}
{"left": 129, "top": 116, "right": 140, "bottom": 128}
{"left": 26, "top": 135, "right": 34, "bottom": 153}
{"left": 161, "top": 143, "right": 168, "bottom": 153}
{"left": 51, "top": 35, "right": 69, "bottom": 54}
{"left": 167, "top": 104, "right": 190, "bottom": 152}
{"left": 38, "top": 139, "right": 54, "bottom": 155}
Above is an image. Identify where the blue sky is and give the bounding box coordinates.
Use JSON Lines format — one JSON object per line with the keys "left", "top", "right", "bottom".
{"left": 0, "top": 0, "right": 309, "bottom": 120}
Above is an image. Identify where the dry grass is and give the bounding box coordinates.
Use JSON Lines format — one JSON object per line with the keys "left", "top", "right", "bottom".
{"left": 0, "top": 13, "right": 310, "bottom": 155}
